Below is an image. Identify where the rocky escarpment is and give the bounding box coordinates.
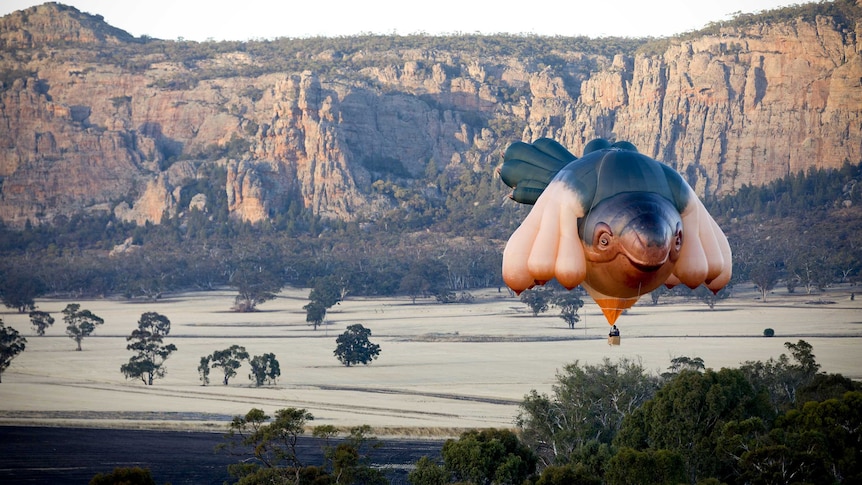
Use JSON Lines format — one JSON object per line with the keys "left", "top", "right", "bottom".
{"left": 0, "top": 2, "right": 860, "bottom": 226}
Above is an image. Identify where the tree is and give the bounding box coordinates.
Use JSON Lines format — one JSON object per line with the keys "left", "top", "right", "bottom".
{"left": 334, "top": 324, "right": 380, "bottom": 367}
{"left": 248, "top": 352, "right": 280, "bottom": 386}
{"left": 0, "top": 267, "right": 42, "bottom": 312}
{"left": 229, "top": 259, "right": 283, "bottom": 312}
{"left": 210, "top": 345, "right": 249, "bottom": 385}
{"left": 198, "top": 355, "right": 212, "bottom": 386}
{"left": 89, "top": 466, "right": 156, "bottom": 485}
{"left": 441, "top": 428, "right": 537, "bottom": 485}
{"left": 304, "top": 275, "right": 348, "bottom": 329}
{"left": 520, "top": 286, "right": 553, "bottom": 316}
{"left": 553, "top": 291, "right": 584, "bottom": 329}
{"left": 604, "top": 447, "right": 686, "bottom": 485}
{"left": 329, "top": 425, "right": 387, "bottom": 485}
{"left": 663, "top": 355, "right": 706, "bottom": 377}
{"left": 518, "top": 357, "right": 660, "bottom": 469}
{"left": 309, "top": 275, "right": 347, "bottom": 309}
{"left": 534, "top": 464, "right": 601, "bottom": 485}
{"left": 29, "top": 310, "right": 54, "bottom": 336}
{"left": 739, "top": 339, "right": 822, "bottom": 413}
{"left": 749, "top": 260, "right": 781, "bottom": 302}
{"left": 763, "top": 391, "right": 862, "bottom": 483}
{"left": 219, "top": 407, "right": 314, "bottom": 484}
{"left": 408, "top": 456, "right": 451, "bottom": 485}
{"left": 62, "top": 303, "right": 104, "bottom": 351}
{"left": 399, "top": 272, "right": 431, "bottom": 303}
{"left": 615, "top": 368, "right": 773, "bottom": 484}
{"left": 120, "top": 312, "right": 178, "bottom": 385}
{"left": 695, "top": 285, "right": 729, "bottom": 310}
{"left": 0, "top": 319, "right": 27, "bottom": 383}
{"left": 304, "top": 299, "right": 327, "bottom": 330}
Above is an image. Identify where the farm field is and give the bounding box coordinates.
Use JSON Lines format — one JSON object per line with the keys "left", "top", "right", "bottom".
{"left": 1, "top": 285, "right": 860, "bottom": 437}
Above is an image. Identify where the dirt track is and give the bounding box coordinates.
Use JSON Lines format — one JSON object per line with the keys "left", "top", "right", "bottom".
{"left": 0, "top": 426, "right": 444, "bottom": 484}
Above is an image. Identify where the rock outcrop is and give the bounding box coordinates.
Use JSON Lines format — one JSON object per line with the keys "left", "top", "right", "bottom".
{"left": 0, "top": 2, "right": 860, "bottom": 226}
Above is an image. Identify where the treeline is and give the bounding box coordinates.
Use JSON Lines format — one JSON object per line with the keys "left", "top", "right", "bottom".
{"left": 710, "top": 161, "right": 862, "bottom": 298}
{"left": 708, "top": 161, "right": 862, "bottom": 219}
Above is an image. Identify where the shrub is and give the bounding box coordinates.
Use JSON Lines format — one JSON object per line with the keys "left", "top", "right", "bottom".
{"left": 763, "top": 328, "right": 775, "bottom": 337}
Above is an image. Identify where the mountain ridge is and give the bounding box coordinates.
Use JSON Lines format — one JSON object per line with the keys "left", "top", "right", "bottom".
{"left": 0, "top": 1, "right": 860, "bottom": 227}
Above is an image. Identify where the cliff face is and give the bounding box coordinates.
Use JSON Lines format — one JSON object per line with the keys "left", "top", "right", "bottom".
{"left": 567, "top": 17, "right": 862, "bottom": 196}
{"left": 0, "top": 2, "right": 860, "bottom": 226}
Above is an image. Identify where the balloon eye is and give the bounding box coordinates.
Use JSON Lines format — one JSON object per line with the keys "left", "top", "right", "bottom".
{"left": 592, "top": 222, "right": 613, "bottom": 250}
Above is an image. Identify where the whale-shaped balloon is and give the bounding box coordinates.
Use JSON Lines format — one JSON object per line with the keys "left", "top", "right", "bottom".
{"left": 498, "top": 138, "right": 731, "bottom": 325}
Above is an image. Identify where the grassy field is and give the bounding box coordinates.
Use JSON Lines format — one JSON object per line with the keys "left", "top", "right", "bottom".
{"left": 2, "top": 285, "right": 860, "bottom": 438}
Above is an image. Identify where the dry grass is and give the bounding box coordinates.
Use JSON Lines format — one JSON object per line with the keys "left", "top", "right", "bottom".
{"left": 2, "top": 285, "right": 860, "bottom": 437}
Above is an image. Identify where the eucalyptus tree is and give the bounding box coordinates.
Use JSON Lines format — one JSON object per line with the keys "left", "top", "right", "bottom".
{"left": 334, "top": 324, "right": 380, "bottom": 367}
{"left": 0, "top": 319, "right": 27, "bottom": 383}
{"left": 210, "top": 345, "right": 250, "bottom": 385}
{"left": 517, "top": 357, "right": 660, "bottom": 470}
{"left": 62, "top": 303, "right": 104, "bottom": 351}
{"left": 28, "top": 310, "right": 54, "bottom": 336}
{"left": 248, "top": 352, "right": 280, "bottom": 386}
{"left": 120, "top": 312, "right": 178, "bottom": 385}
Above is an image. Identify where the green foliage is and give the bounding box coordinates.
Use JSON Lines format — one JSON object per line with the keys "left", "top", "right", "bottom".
{"left": 408, "top": 456, "right": 451, "bottom": 485}
{"left": 220, "top": 407, "right": 313, "bottom": 483}
{"left": 333, "top": 324, "right": 380, "bottom": 367}
{"left": 309, "top": 275, "right": 347, "bottom": 309}
{"left": 663, "top": 356, "right": 705, "bottom": 377}
{"left": 517, "top": 358, "right": 660, "bottom": 469}
{"left": 208, "top": 345, "right": 250, "bottom": 385}
{"left": 520, "top": 287, "right": 553, "bottom": 316}
{"left": 329, "top": 425, "right": 388, "bottom": 485}
{"left": 552, "top": 291, "right": 584, "bottom": 329}
{"left": 302, "top": 275, "right": 348, "bottom": 330}
{"left": 28, "top": 310, "right": 54, "bottom": 336}
{"left": 120, "top": 312, "right": 178, "bottom": 385}
{"left": 615, "top": 368, "right": 773, "bottom": 483}
{"left": 441, "top": 428, "right": 537, "bottom": 485}
{"left": 739, "top": 339, "right": 822, "bottom": 414}
{"left": 604, "top": 447, "right": 686, "bottom": 485}
{"left": 62, "top": 303, "right": 104, "bottom": 351}
{"left": 197, "top": 355, "right": 212, "bottom": 386}
{"left": 533, "top": 463, "right": 601, "bottom": 485}
{"left": 762, "top": 328, "right": 774, "bottom": 337}
{"left": 89, "top": 466, "right": 156, "bottom": 485}
{"left": 0, "top": 319, "right": 27, "bottom": 384}
{"left": 766, "top": 391, "right": 862, "bottom": 483}
{"left": 0, "top": 264, "right": 43, "bottom": 312}
{"left": 248, "top": 352, "right": 280, "bottom": 386}
{"left": 304, "top": 300, "right": 327, "bottom": 330}
{"left": 229, "top": 245, "right": 284, "bottom": 312}
{"left": 220, "top": 408, "right": 386, "bottom": 484}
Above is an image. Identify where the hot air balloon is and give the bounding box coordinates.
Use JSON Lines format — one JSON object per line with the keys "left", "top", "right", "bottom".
{"left": 498, "top": 138, "right": 731, "bottom": 325}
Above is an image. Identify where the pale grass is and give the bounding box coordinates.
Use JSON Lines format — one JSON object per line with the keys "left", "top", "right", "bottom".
{"left": 2, "top": 285, "right": 860, "bottom": 438}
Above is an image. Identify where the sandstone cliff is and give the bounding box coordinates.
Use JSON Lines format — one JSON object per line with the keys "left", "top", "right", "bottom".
{"left": 0, "top": 2, "right": 860, "bottom": 226}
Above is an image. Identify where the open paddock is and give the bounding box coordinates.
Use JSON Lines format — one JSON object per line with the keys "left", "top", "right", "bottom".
{"left": 2, "top": 286, "right": 860, "bottom": 437}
